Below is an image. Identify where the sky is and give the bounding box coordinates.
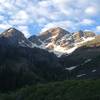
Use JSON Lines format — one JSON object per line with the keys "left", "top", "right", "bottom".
{"left": 0, "top": 0, "right": 100, "bottom": 37}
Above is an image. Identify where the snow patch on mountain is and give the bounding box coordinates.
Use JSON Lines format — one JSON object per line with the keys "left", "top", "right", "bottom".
{"left": 66, "top": 46, "right": 78, "bottom": 54}
{"left": 84, "top": 59, "right": 92, "bottom": 63}
{"left": 47, "top": 37, "right": 95, "bottom": 57}
{"left": 76, "top": 74, "right": 86, "bottom": 77}
{"left": 7, "top": 28, "right": 13, "bottom": 33}
{"left": 92, "top": 69, "right": 96, "bottom": 72}
{"left": 76, "top": 37, "right": 95, "bottom": 46}
{"left": 65, "top": 65, "right": 78, "bottom": 71}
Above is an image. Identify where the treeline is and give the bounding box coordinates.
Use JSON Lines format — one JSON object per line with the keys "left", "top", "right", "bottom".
{"left": 0, "top": 80, "right": 100, "bottom": 100}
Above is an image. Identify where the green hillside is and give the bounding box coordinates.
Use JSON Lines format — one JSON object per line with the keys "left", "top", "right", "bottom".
{"left": 1, "top": 80, "right": 100, "bottom": 100}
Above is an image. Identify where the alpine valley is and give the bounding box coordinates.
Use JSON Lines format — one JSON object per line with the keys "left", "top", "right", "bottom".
{"left": 0, "top": 27, "right": 100, "bottom": 100}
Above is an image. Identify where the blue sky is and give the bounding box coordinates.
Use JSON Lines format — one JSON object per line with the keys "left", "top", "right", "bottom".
{"left": 0, "top": 0, "right": 100, "bottom": 37}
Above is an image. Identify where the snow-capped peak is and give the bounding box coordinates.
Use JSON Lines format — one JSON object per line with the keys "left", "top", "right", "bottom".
{"left": 29, "top": 28, "right": 96, "bottom": 57}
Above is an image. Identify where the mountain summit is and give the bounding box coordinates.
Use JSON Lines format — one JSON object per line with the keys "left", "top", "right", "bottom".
{"left": 0, "top": 28, "right": 32, "bottom": 47}
{"left": 39, "top": 27, "right": 70, "bottom": 38}
{"left": 1, "top": 28, "right": 23, "bottom": 38}
{"left": 29, "top": 27, "right": 70, "bottom": 44}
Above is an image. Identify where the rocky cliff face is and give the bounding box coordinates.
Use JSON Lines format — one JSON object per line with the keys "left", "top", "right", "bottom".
{"left": 29, "top": 27, "right": 96, "bottom": 57}
{"left": 0, "top": 28, "right": 33, "bottom": 47}
{"left": 29, "top": 27, "right": 70, "bottom": 47}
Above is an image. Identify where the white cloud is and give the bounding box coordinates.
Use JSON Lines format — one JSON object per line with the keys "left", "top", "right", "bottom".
{"left": 0, "top": 23, "right": 11, "bottom": 30}
{"left": 81, "top": 19, "right": 94, "bottom": 25}
{"left": 0, "top": 0, "right": 16, "bottom": 11}
{"left": 14, "top": 10, "right": 29, "bottom": 20}
{"left": 40, "top": 20, "right": 74, "bottom": 32}
{"left": 84, "top": 29, "right": 92, "bottom": 32}
{"left": 36, "top": 18, "right": 47, "bottom": 26}
{"left": 14, "top": 0, "right": 28, "bottom": 8}
{"left": 10, "top": 10, "right": 29, "bottom": 24}
{"left": 9, "top": 19, "right": 26, "bottom": 25}
{"left": 8, "top": 10, "right": 31, "bottom": 26}
{"left": 85, "top": 6, "right": 97, "bottom": 15}
{"left": 96, "top": 26, "right": 100, "bottom": 32}
{"left": 17, "top": 25, "right": 30, "bottom": 37}
{"left": 52, "top": 0, "right": 73, "bottom": 16}
{"left": 0, "top": 15, "right": 5, "bottom": 20}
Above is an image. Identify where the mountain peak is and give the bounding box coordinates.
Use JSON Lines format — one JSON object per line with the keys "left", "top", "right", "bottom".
{"left": 1, "top": 27, "right": 24, "bottom": 38}
{"left": 0, "top": 27, "right": 33, "bottom": 47}
{"left": 39, "top": 27, "right": 70, "bottom": 40}
{"left": 47, "top": 27, "right": 65, "bottom": 31}
{"left": 4, "top": 27, "right": 18, "bottom": 32}
{"left": 41, "top": 27, "right": 69, "bottom": 35}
